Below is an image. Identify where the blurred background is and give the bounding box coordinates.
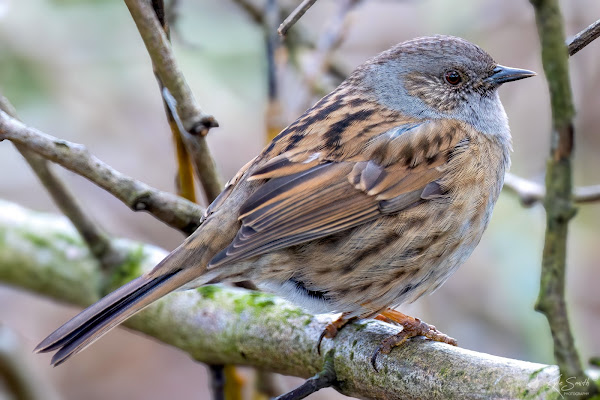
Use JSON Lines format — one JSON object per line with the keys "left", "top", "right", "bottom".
{"left": 0, "top": 0, "right": 599, "bottom": 398}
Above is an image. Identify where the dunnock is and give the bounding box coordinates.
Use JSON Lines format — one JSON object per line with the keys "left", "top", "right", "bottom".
{"left": 36, "top": 35, "right": 535, "bottom": 367}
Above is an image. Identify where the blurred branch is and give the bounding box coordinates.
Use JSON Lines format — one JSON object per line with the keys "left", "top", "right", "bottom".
{"left": 0, "top": 110, "right": 204, "bottom": 235}
{"left": 302, "top": 0, "right": 361, "bottom": 96}
{"left": 530, "top": 0, "right": 596, "bottom": 396}
{"left": 0, "top": 96, "right": 124, "bottom": 273}
{"left": 278, "top": 0, "right": 319, "bottom": 37}
{"left": 503, "top": 173, "right": 600, "bottom": 206}
{"left": 125, "top": 0, "right": 223, "bottom": 203}
{"left": 0, "top": 199, "right": 577, "bottom": 400}
{"left": 568, "top": 18, "right": 600, "bottom": 56}
{"left": 0, "top": 325, "right": 61, "bottom": 400}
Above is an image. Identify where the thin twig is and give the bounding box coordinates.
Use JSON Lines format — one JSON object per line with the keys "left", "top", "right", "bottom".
{"left": 126, "top": 0, "right": 223, "bottom": 204}
{"left": 0, "top": 96, "right": 124, "bottom": 272}
{"left": 274, "top": 350, "right": 336, "bottom": 400}
{"left": 124, "top": 0, "right": 217, "bottom": 135}
{"left": 0, "top": 110, "right": 204, "bottom": 234}
{"left": 567, "top": 18, "right": 600, "bottom": 56}
{"left": 162, "top": 89, "right": 222, "bottom": 202}
{"left": 278, "top": 0, "right": 319, "bottom": 37}
{"left": 302, "top": 0, "right": 361, "bottom": 96}
{"left": 149, "top": 0, "right": 197, "bottom": 203}
{"left": 503, "top": 173, "right": 600, "bottom": 206}
{"left": 231, "top": 0, "right": 264, "bottom": 24}
{"left": 208, "top": 365, "right": 225, "bottom": 400}
{"left": 530, "top": 0, "right": 595, "bottom": 395}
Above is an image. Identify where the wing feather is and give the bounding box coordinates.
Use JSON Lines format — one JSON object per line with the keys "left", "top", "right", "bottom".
{"left": 209, "top": 120, "right": 468, "bottom": 268}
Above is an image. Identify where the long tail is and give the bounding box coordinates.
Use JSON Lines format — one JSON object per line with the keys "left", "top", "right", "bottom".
{"left": 35, "top": 254, "right": 198, "bottom": 366}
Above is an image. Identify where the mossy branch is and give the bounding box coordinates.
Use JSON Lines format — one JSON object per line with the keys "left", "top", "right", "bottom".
{"left": 1, "top": 199, "right": 590, "bottom": 400}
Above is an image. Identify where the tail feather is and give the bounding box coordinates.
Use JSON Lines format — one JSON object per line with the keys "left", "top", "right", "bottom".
{"left": 35, "top": 269, "right": 185, "bottom": 366}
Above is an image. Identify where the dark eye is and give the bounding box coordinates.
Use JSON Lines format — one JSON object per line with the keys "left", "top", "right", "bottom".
{"left": 444, "top": 70, "right": 462, "bottom": 85}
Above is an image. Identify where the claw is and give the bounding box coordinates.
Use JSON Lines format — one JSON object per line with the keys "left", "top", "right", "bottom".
{"left": 370, "top": 309, "right": 457, "bottom": 371}
{"left": 316, "top": 313, "right": 353, "bottom": 355}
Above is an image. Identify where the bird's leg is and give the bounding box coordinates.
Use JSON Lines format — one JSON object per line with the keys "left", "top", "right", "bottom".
{"left": 317, "top": 312, "right": 355, "bottom": 355}
{"left": 371, "top": 309, "right": 457, "bottom": 370}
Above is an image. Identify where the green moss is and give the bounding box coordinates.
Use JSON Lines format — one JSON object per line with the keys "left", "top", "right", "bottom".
{"left": 349, "top": 351, "right": 354, "bottom": 361}
{"left": 54, "top": 232, "right": 83, "bottom": 246}
{"left": 197, "top": 285, "right": 220, "bottom": 300}
{"left": 21, "top": 231, "right": 53, "bottom": 248}
{"left": 233, "top": 291, "right": 276, "bottom": 315}
{"left": 529, "top": 366, "right": 551, "bottom": 380}
{"left": 105, "top": 245, "right": 144, "bottom": 293}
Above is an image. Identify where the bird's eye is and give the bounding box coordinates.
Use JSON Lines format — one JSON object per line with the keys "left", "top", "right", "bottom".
{"left": 444, "top": 70, "right": 462, "bottom": 85}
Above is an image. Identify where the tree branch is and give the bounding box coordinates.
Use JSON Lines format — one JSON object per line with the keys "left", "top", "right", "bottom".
{"left": 0, "top": 199, "right": 586, "bottom": 400}
{"left": 503, "top": 173, "right": 600, "bottom": 207}
{"left": 0, "top": 110, "right": 204, "bottom": 235}
{"left": 530, "top": 0, "right": 596, "bottom": 395}
{"left": 278, "top": 0, "right": 319, "bottom": 37}
{"left": 123, "top": 0, "right": 216, "bottom": 135}
{"left": 125, "top": 0, "right": 223, "bottom": 203}
{"left": 0, "top": 96, "right": 124, "bottom": 272}
{"left": 568, "top": 18, "right": 600, "bottom": 56}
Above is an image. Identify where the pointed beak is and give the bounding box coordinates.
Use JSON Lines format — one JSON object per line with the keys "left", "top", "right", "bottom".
{"left": 486, "top": 65, "right": 536, "bottom": 85}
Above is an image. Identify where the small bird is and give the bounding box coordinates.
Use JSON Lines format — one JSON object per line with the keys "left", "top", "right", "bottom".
{"left": 36, "top": 35, "right": 535, "bottom": 367}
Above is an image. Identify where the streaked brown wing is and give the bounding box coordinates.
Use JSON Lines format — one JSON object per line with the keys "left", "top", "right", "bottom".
{"left": 208, "top": 120, "right": 466, "bottom": 268}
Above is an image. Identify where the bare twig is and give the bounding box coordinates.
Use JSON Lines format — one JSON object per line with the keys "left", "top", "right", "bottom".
{"left": 148, "top": 0, "right": 197, "bottom": 203}
{"left": 568, "top": 18, "right": 600, "bottom": 56}
{"left": 124, "top": 0, "right": 217, "bottom": 135}
{"left": 162, "top": 89, "right": 222, "bottom": 202}
{"left": 0, "top": 96, "right": 124, "bottom": 272}
{"left": 231, "top": 0, "right": 263, "bottom": 24}
{"left": 275, "top": 350, "right": 336, "bottom": 400}
{"left": 302, "top": 0, "right": 361, "bottom": 96}
{"left": 0, "top": 110, "right": 204, "bottom": 234}
{"left": 0, "top": 200, "right": 576, "bottom": 400}
{"left": 125, "top": 0, "right": 223, "bottom": 203}
{"left": 208, "top": 365, "right": 225, "bottom": 400}
{"left": 504, "top": 173, "right": 600, "bottom": 206}
{"left": 530, "top": 0, "right": 596, "bottom": 395}
{"left": 278, "top": 0, "right": 319, "bottom": 37}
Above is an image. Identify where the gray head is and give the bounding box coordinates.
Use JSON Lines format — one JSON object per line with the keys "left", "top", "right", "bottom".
{"left": 352, "top": 35, "right": 535, "bottom": 137}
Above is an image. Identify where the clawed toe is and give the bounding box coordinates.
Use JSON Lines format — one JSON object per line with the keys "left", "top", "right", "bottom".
{"left": 317, "top": 313, "right": 353, "bottom": 355}
{"left": 371, "top": 309, "right": 457, "bottom": 371}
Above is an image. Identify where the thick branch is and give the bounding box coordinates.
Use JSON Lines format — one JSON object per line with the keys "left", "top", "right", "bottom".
{"left": 278, "top": 0, "right": 319, "bottom": 36}
{"left": 0, "top": 110, "right": 204, "bottom": 235}
{"left": 0, "top": 200, "right": 575, "bottom": 400}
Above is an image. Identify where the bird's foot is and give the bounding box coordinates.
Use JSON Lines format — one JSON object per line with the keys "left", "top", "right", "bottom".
{"left": 317, "top": 313, "right": 354, "bottom": 355}
{"left": 371, "top": 309, "right": 457, "bottom": 370}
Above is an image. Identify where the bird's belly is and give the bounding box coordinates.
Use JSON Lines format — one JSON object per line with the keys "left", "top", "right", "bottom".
{"left": 246, "top": 196, "right": 494, "bottom": 318}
